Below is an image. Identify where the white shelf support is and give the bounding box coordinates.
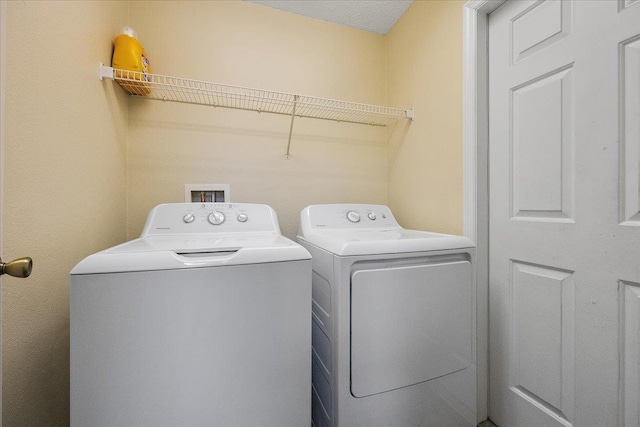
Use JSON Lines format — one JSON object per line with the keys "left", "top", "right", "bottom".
{"left": 99, "top": 63, "right": 114, "bottom": 80}
{"left": 100, "top": 65, "right": 414, "bottom": 156}
{"left": 285, "top": 95, "right": 299, "bottom": 160}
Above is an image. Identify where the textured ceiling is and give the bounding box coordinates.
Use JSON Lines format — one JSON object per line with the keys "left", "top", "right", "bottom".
{"left": 243, "top": 0, "right": 414, "bottom": 35}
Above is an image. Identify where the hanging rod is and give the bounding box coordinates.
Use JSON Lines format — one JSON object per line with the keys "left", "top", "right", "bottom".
{"left": 100, "top": 65, "right": 414, "bottom": 156}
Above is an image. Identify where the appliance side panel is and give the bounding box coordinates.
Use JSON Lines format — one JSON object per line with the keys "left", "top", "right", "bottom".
{"left": 297, "top": 241, "right": 335, "bottom": 427}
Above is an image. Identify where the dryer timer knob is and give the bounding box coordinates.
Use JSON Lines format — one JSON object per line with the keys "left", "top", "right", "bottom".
{"left": 208, "top": 211, "right": 226, "bottom": 225}
{"left": 346, "top": 211, "right": 361, "bottom": 223}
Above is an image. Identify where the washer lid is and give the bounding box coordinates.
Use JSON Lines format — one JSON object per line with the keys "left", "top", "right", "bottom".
{"left": 297, "top": 204, "right": 474, "bottom": 256}
{"left": 71, "top": 233, "right": 310, "bottom": 274}
{"left": 71, "top": 203, "right": 310, "bottom": 275}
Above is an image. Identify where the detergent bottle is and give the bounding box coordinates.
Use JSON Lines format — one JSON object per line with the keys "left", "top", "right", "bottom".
{"left": 111, "top": 27, "right": 151, "bottom": 95}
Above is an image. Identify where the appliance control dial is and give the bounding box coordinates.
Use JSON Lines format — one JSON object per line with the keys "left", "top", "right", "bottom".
{"left": 183, "top": 213, "right": 195, "bottom": 223}
{"left": 367, "top": 212, "right": 377, "bottom": 220}
{"left": 208, "top": 211, "right": 226, "bottom": 225}
{"left": 346, "top": 211, "right": 361, "bottom": 223}
{"left": 237, "top": 213, "right": 248, "bottom": 223}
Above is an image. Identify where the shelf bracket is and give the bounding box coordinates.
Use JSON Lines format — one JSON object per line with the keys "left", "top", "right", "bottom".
{"left": 99, "top": 64, "right": 114, "bottom": 80}
{"left": 285, "top": 95, "right": 299, "bottom": 160}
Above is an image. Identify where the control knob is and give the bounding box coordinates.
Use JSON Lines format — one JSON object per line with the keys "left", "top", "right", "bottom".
{"left": 183, "top": 213, "right": 195, "bottom": 223}
{"left": 346, "top": 211, "right": 361, "bottom": 223}
{"left": 237, "top": 213, "right": 248, "bottom": 223}
{"left": 368, "top": 212, "right": 377, "bottom": 220}
{"left": 208, "top": 211, "right": 226, "bottom": 225}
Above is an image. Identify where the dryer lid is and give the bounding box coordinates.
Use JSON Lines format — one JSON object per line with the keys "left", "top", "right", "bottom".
{"left": 297, "top": 204, "right": 474, "bottom": 256}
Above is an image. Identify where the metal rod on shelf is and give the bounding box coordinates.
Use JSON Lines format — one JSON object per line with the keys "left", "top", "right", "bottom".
{"left": 285, "top": 95, "right": 298, "bottom": 159}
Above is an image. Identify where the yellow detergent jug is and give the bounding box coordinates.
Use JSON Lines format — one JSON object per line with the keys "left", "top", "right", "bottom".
{"left": 111, "top": 27, "right": 151, "bottom": 96}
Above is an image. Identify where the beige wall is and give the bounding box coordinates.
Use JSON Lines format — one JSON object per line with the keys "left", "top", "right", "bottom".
{"left": 3, "top": 1, "right": 128, "bottom": 425}
{"left": 386, "top": 0, "right": 465, "bottom": 235}
{"left": 2, "top": 1, "right": 466, "bottom": 425}
{"left": 126, "top": 1, "right": 388, "bottom": 239}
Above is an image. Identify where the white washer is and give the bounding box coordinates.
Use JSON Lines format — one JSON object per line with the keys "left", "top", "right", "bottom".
{"left": 71, "top": 203, "right": 311, "bottom": 427}
{"left": 297, "top": 204, "right": 477, "bottom": 427}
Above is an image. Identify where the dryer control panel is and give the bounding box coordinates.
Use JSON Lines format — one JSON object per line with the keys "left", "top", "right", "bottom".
{"left": 300, "top": 204, "right": 399, "bottom": 230}
{"left": 141, "top": 203, "right": 281, "bottom": 236}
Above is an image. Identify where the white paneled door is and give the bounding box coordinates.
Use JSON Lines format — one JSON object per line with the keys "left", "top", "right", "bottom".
{"left": 489, "top": 1, "right": 640, "bottom": 426}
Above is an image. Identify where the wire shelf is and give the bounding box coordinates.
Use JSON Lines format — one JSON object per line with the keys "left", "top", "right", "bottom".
{"left": 101, "top": 65, "right": 414, "bottom": 127}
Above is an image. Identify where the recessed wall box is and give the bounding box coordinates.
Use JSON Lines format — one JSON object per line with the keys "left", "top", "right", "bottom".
{"left": 184, "top": 184, "right": 230, "bottom": 203}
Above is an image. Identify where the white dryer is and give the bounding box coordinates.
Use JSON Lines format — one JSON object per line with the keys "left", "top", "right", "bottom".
{"left": 71, "top": 203, "right": 311, "bottom": 427}
{"left": 297, "top": 204, "right": 477, "bottom": 427}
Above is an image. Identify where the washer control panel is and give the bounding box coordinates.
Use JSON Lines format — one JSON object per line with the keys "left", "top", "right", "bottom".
{"left": 141, "top": 203, "right": 281, "bottom": 236}
{"left": 302, "top": 204, "right": 399, "bottom": 230}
